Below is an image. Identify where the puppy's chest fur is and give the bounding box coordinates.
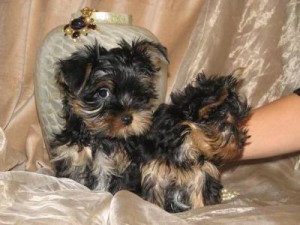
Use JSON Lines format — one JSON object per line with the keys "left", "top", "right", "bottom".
{"left": 51, "top": 138, "right": 138, "bottom": 193}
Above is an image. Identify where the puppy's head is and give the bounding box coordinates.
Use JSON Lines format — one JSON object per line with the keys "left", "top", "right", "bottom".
{"left": 170, "top": 74, "right": 250, "bottom": 161}
{"left": 171, "top": 73, "right": 248, "bottom": 123}
{"left": 57, "top": 39, "right": 168, "bottom": 138}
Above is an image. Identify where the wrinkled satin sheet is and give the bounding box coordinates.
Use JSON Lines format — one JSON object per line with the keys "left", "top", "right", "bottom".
{"left": 1, "top": 159, "right": 300, "bottom": 225}
{"left": 1, "top": 0, "right": 300, "bottom": 224}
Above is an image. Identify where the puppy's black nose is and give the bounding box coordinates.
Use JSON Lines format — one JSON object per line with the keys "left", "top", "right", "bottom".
{"left": 121, "top": 114, "right": 133, "bottom": 125}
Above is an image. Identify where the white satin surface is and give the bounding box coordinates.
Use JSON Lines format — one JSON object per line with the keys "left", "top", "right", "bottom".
{"left": 1, "top": 165, "right": 299, "bottom": 225}
{"left": 0, "top": 172, "right": 188, "bottom": 225}
{"left": 0, "top": 172, "right": 111, "bottom": 225}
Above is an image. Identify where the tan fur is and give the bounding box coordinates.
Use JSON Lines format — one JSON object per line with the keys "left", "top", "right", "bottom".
{"left": 199, "top": 89, "right": 228, "bottom": 119}
{"left": 52, "top": 145, "right": 92, "bottom": 167}
{"left": 92, "top": 145, "right": 131, "bottom": 190}
{"left": 90, "top": 80, "right": 115, "bottom": 93}
{"left": 77, "top": 63, "right": 93, "bottom": 94}
{"left": 93, "top": 147, "right": 130, "bottom": 176}
{"left": 52, "top": 143, "right": 131, "bottom": 191}
{"left": 137, "top": 43, "right": 162, "bottom": 70}
{"left": 141, "top": 159, "right": 219, "bottom": 209}
{"left": 190, "top": 162, "right": 220, "bottom": 208}
{"left": 181, "top": 121, "right": 244, "bottom": 161}
{"left": 82, "top": 109, "right": 153, "bottom": 138}
{"left": 140, "top": 76, "right": 153, "bottom": 87}
{"left": 142, "top": 160, "right": 176, "bottom": 207}
{"left": 214, "top": 132, "right": 241, "bottom": 161}
{"left": 180, "top": 122, "right": 223, "bottom": 160}
{"left": 51, "top": 145, "right": 93, "bottom": 185}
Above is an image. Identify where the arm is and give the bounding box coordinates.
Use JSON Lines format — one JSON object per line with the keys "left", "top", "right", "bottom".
{"left": 242, "top": 93, "right": 300, "bottom": 160}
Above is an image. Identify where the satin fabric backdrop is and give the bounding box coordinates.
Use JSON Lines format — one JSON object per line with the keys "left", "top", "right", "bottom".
{"left": 172, "top": 0, "right": 300, "bottom": 107}
{"left": 1, "top": 0, "right": 300, "bottom": 224}
{"left": 0, "top": 0, "right": 202, "bottom": 170}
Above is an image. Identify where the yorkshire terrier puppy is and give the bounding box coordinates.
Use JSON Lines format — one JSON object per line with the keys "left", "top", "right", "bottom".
{"left": 50, "top": 37, "right": 249, "bottom": 213}
{"left": 50, "top": 39, "right": 168, "bottom": 194}
{"left": 141, "top": 74, "right": 250, "bottom": 212}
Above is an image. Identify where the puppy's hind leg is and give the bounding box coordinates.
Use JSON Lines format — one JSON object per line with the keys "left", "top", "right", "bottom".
{"left": 141, "top": 162, "right": 192, "bottom": 213}
{"left": 141, "top": 160, "right": 221, "bottom": 212}
{"left": 141, "top": 160, "right": 168, "bottom": 209}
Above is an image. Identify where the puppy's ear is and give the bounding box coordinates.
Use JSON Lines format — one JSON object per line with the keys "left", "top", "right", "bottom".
{"left": 56, "top": 43, "right": 107, "bottom": 94}
{"left": 57, "top": 55, "right": 93, "bottom": 94}
{"left": 132, "top": 39, "right": 169, "bottom": 73}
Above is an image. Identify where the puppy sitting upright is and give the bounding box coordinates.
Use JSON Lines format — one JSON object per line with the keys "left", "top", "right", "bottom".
{"left": 141, "top": 74, "right": 250, "bottom": 212}
{"left": 50, "top": 39, "right": 168, "bottom": 194}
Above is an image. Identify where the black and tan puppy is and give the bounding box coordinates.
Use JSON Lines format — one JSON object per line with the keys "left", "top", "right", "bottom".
{"left": 141, "top": 74, "right": 250, "bottom": 212}
{"left": 50, "top": 37, "right": 249, "bottom": 213}
{"left": 50, "top": 39, "right": 168, "bottom": 194}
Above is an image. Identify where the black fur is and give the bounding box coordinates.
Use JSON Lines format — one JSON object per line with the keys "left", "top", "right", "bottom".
{"left": 202, "top": 172, "right": 223, "bottom": 205}
{"left": 50, "top": 39, "right": 168, "bottom": 194}
{"left": 50, "top": 38, "right": 250, "bottom": 213}
{"left": 140, "top": 74, "right": 250, "bottom": 212}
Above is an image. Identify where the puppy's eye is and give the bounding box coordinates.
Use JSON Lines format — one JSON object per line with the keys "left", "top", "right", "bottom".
{"left": 95, "top": 88, "right": 110, "bottom": 99}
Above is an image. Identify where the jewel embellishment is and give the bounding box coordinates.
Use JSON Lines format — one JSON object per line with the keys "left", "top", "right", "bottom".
{"left": 64, "top": 7, "right": 97, "bottom": 41}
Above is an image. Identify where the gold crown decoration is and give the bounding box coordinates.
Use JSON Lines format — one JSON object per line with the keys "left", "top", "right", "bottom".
{"left": 64, "top": 7, "right": 97, "bottom": 41}
{"left": 63, "top": 7, "right": 133, "bottom": 41}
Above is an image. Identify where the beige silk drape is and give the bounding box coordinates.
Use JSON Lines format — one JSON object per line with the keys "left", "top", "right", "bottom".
{"left": 0, "top": 0, "right": 202, "bottom": 168}
{"left": 0, "top": 0, "right": 300, "bottom": 224}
